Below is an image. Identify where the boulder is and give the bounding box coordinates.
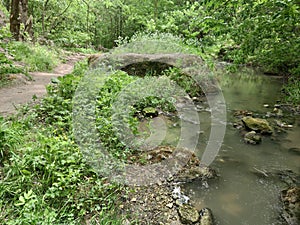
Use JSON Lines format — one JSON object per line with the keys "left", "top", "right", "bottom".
{"left": 89, "top": 53, "right": 220, "bottom": 94}
{"left": 242, "top": 116, "right": 273, "bottom": 134}
{"left": 244, "top": 131, "right": 262, "bottom": 144}
{"left": 281, "top": 186, "right": 300, "bottom": 225}
{"left": 178, "top": 204, "right": 200, "bottom": 224}
{"left": 175, "top": 164, "right": 217, "bottom": 183}
{"left": 199, "top": 208, "right": 215, "bottom": 225}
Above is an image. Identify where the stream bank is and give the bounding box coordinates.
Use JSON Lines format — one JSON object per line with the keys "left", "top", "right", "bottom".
{"left": 119, "top": 68, "right": 299, "bottom": 225}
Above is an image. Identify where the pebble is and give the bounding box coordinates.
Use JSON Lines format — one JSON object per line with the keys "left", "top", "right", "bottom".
{"left": 166, "top": 203, "right": 173, "bottom": 208}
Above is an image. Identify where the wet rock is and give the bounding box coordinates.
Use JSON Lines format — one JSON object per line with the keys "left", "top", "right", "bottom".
{"left": 275, "top": 120, "right": 293, "bottom": 129}
{"left": 274, "top": 104, "right": 281, "bottom": 108}
{"left": 166, "top": 202, "right": 174, "bottom": 208}
{"left": 199, "top": 208, "right": 215, "bottom": 225}
{"left": 244, "top": 131, "right": 262, "bottom": 144}
{"left": 234, "top": 110, "right": 253, "bottom": 117}
{"left": 273, "top": 108, "right": 283, "bottom": 117}
{"left": 172, "top": 186, "right": 190, "bottom": 206}
{"left": 175, "top": 164, "right": 217, "bottom": 183}
{"left": 178, "top": 204, "right": 200, "bottom": 224}
{"left": 281, "top": 187, "right": 300, "bottom": 225}
{"left": 242, "top": 116, "right": 273, "bottom": 134}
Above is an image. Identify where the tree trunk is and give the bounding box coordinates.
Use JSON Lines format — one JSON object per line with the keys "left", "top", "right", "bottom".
{"left": 20, "top": 0, "right": 31, "bottom": 40}
{"left": 20, "top": 0, "right": 28, "bottom": 26}
{"left": 10, "top": 0, "right": 20, "bottom": 40}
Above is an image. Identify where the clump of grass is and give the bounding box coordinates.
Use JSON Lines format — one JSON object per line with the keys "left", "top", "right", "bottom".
{"left": 8, "top": 41, "right": 60, "bottom": 72}
{"left": 0, "top": 52, "right": 24, "bottom": 86}
{"left": 283, "top": 78, "right": 300, "bottom": 105}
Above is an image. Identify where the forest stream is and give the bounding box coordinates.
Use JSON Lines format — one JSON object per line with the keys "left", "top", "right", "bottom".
{"left": 159, "top": 68, "right": 299, "bottom": 224}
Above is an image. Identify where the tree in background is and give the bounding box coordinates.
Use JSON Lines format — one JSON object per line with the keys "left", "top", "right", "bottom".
{"left": 9, "top": 0, "right": 32, "bottom": 40}
{"left": 9, "top": 0, "right": 20, "bottom": 40}
{"left": 4, "top": 0, "right": 300, "bottom": 79}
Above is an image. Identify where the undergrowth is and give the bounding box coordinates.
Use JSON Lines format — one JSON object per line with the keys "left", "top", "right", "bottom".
{"left": 7, "top": 41, "right": 60, "bottom": 72}
{"left": 0, "top": 59, "right": 128, "bottom": 225}
{"left": 280, "top": 65, "right": 300, "bottom": 105}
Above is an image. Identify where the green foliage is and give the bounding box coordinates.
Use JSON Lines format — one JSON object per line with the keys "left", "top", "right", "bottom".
{"left": 0, "top": 117, "right": 23, "bottom": 165}
{"left": 226, "top": 0, "right": 300, "bottom": 74}
{"left": 283, "top": 66, "right": 300, "bottom": 104}
{"left": 0, "top": 53, "right": 24, "bottom": 87}
{"left": 0, "top": 24, "right": 11, "bottom": 42}
{"left": 94, "top": 66, "right": 204, "bottom": 158}
{"left": 49, "top": 30, "right": 91, "bottom": 49}
{"left": 163, "top": 67, "right": 203, "bottom": 98}
{"left": 33, "top": 59, "right": 88, "bottom": 131}
{"left": 7, "top": 42, "right": 60, "bottom": 72}
{"left": 0, "top": 2, "right": 8, "bottom": 15}
{"left": 115, "top": 32, "right": 202, "bottom": 56}
{"left": 283, "top": 78, "right": 300, "bottom": 104}
{"left": 0, "top": 59, "right": 126, "bottom": 224}
{"left": 0, "top": 125, "right": 124, "bottom": 224}
{"left": 0, "top": 25, "right": 23, "bottom": 85}
{"left": 95, "top": 71, "right": 138, "bottom": 158}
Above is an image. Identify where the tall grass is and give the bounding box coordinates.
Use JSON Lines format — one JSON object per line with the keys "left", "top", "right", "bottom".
{"left": 8, "top": 41, "right": 60, "bottom": 72}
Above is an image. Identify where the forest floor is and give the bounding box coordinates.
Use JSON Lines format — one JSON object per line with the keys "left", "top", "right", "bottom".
{"left": 0, "top": 53, "right": 87, "bottom": 117}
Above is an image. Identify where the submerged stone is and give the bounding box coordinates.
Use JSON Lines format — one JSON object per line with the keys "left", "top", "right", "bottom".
{"left": 178, "top": 204, "right": 200, "bottom": 224}
{"left": 244, "top": 131, "right": 262, "bottom": 144}
{"left": 199, "top": 207, "right": 215, "bottom": 225}
{"left": 242, "top": 116, "right": 273, "bottom": 134}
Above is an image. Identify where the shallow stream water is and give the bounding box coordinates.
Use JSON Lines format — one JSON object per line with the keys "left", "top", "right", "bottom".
{"left": 158, "top": 69, "right": 299, "bottom": 224}
{"left": 189, "top": 69, "right": 299, "bottom": 225}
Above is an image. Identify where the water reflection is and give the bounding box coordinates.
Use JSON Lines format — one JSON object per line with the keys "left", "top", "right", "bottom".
{"left": 184, "top": 69, "right": 299, "bottom": 225}
{"left": 137, "top": 68, "right": 299, "bottom": 224}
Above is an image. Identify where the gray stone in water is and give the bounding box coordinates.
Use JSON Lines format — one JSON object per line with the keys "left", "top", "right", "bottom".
{"left": 244, "top": 131, "right": 262, "bottom": 144}
{"left": 199, "top": 208, "right": 215, "bottom": 225}
{"left": 178, "top": 204, "right": 200, "bottom": 224}
{"left": 242, "top": 116, "right": 273, "bottom": 134}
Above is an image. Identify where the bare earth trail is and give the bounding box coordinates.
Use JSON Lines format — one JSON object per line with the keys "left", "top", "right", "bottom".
{"left": 0, "top": 53, "right": 87, "bottom": 117}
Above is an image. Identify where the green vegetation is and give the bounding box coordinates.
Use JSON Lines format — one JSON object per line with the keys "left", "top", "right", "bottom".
{"left": 0, "top": 0, "right": 299, "bottom": 223}
{"left": 0, "top": 23, "right": 60, "bottom": 86}
{"left": 0, "top": 60, "right": 127, "bottom": 224}
{"left": 0, "top": 41, "right": 60, "bottom": 86}
{"left": 0, "top": 51, "right": 201, "bottom": 223}
{"left": 7, "top": 41, "right": 60, "bottom": 72}
{"left": 0, "top": 52, "right": 23, "bottom": 86}
{"left": 1, "top": 0, "right": 299, "bottom": 102}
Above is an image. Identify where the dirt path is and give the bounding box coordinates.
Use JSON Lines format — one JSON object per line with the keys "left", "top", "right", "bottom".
{"left": 0, "top": 53, "right": 87, "bottom": 117}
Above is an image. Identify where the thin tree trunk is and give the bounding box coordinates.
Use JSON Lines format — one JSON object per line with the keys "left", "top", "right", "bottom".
{"left": 20, "top": 0, "right": 29, "bottom": 40}
{"left": 10, "top": 0, "right": 20, "bottom": 40}
{"left": 20, "top": 0, "right": 28, "bottom": 26}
